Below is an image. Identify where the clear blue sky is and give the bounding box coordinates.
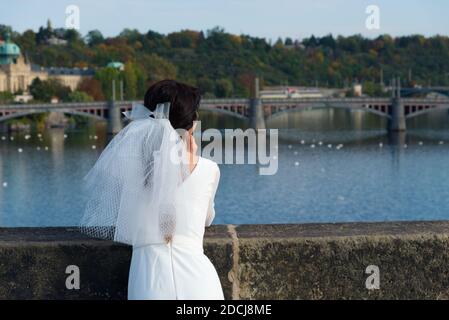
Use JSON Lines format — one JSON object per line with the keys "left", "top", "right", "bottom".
{"left": 1, "top": 0, "right": 448, "bottom": 40}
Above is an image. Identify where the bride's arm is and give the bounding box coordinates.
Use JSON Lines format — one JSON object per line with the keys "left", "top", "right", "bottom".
{"left": 205, "top": 165, "right": 220, "bottom": 227}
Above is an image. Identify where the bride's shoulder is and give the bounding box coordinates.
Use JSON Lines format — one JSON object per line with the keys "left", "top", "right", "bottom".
{"left": 199, "top": 156, "right": 220, "bottom": 174}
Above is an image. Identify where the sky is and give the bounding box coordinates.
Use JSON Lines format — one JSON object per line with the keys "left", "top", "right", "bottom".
{"left": 1, "top": 0, "right": 449, "bottom": 40}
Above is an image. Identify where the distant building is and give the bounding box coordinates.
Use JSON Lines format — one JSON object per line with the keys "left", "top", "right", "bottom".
{"left": 50, "top": 96, "right": 59, "bottom": 104}
{"left": 14, "top": 92, "right": 33, "bottom": 103}
{"left": 353, "top": 83, "right": 363, "bottom": 97}
{"left": 46, "top": 66, "right": 94, "bottom": 90}
{"left": 46, "top": 36, "right": 68, "bottom": 46}
{"left": 0, "top": 33, "right": 93, "bottom": 93}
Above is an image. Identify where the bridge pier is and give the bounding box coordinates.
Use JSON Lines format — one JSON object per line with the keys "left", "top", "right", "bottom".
{"left": 388, "top": 131, "right": 407, "bottom": 149}
{"left": 249, "top": 98, "right": 266, "bottom": 129}
{"left": 249, "top": 78, "right": 266, "bottom": 129}
{"left": 388, "top": 78, "right": 406, "bottom": 132}
{"left": 388, "top": 97, "right": 406, "bottom": 132}
{"left": 107, "top": 100, "right": 123, "bottom": 135}
{"left": 0, "top": 122, "right": 9, "bottom": 134}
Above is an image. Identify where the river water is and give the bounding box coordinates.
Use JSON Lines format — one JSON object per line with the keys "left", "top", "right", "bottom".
{"left": 1, "top": 108, "right": 449, "bottom": 226}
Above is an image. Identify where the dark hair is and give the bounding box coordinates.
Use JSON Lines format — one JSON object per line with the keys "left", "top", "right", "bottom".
{"left": 144, "top": 80, "right": 201, "bottom": 130}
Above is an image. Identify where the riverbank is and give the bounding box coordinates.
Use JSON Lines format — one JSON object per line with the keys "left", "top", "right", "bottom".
{"left": 1, "top": 221, "right": 449, "bottom": 299}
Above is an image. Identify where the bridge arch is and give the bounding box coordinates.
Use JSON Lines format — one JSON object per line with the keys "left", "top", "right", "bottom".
{"left": 200, "top": 107, "right": 248, "bottom": 120}
{"left": 405, "top": 103, "right": 449, "bottom": 119}
{"left": 265, "top": 103, "right": 392, "bottom": 121}
{"left": 0, "top": 109, "right": 105, "bottom": 123}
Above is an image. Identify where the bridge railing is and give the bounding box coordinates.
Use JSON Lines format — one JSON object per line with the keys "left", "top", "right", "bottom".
{"left": 1, "top": 96, "right": 449, "bottom": 110}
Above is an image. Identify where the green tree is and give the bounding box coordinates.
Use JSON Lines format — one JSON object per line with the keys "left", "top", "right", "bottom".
{"left": 362, "top": 81, "right": 384, "bottom": 97}
{"left": 0, "top": 91, "right": 14, "bottom": 104}
{"left": 140, "top": 54, "right": 177, "bottom": 82}
{"left": 17, "top": 30, "right": 36, "bottom": 54}
{"left": 95, "top": 67, "right": 121, "bottom": 100}
{"left": 197, "top": 77, "right": 215, "bottom": 95}
{"left": 29, "top": 78, "right": 71, "bottom": 102}
{"left": 123, "top": 61, "right": 138, "bottom": 99}
{"left": 67, "top": 91, "right": 94, "bottom": 102}
{"left": 215, "top": 78, "right": 233, "bottom": 98}
{"left": 85, "top": 30, "right": 104, "bottom": 46}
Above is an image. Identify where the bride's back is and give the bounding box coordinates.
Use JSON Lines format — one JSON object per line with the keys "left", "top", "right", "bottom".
{"left": 174, "top": 156, "right": 220, "bottom": 244}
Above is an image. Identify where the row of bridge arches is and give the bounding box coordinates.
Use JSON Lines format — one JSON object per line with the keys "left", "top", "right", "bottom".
{"left": 1, "top": 100, "right": 449, "bottom": 123}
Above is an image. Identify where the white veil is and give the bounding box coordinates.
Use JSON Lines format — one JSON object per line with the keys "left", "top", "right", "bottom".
{"left": 79, "top": 102, "right": 190, "bottom": 247}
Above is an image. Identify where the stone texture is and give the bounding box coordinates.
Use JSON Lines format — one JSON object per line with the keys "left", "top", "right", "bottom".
{"left": 1, "top": 222, "right": 449, "bottom": 299}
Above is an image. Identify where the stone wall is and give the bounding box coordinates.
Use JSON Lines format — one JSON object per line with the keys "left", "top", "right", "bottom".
{"left": 1, "top": 221, "right": 449, "bottom": 299}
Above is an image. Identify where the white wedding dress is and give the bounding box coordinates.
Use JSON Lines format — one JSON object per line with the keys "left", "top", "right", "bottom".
{"left": 127, "top": 156, "right": 224, "bottom": 300}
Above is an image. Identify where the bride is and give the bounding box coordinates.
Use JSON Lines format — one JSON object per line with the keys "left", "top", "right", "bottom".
{"left": 80, "top": 80, "right": 224, "bottom": 300}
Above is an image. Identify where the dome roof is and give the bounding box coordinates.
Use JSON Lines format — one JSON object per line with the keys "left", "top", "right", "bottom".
{"left": 106, "top": 61, "right": 124, "bottom": 69}
{"left": 0, "top": 33, "right": 21, "bottom": 57}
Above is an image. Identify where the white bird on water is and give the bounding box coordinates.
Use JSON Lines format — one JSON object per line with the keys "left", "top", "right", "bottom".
{"left": 2, "top": 182, "right": 7, "bottom": 188}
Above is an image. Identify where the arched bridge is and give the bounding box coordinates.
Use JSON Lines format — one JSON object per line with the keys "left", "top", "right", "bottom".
{"left": 0, "top": 96, "right": 448, "bottom": 133}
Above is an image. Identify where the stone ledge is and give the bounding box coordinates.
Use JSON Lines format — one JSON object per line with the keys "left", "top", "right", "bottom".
{"left": 1, "top": 221, "right": 449, "bottom": 299}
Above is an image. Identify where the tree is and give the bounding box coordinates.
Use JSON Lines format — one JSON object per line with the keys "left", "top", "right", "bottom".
{"left": 67, "top": 91, "right": 94, "bottom": 102}
{"left": 168, "top": 30, "right": 201, "bottom": 48}
{"left": 140, "top": 54, "right": 177, "bottom": 82}
{"left": 77, "top": 78, "right": 105, "bottom": 100}
{"left": 123, "top": 61, "right": 138, "bottom": 99}
{"left": 5, "top": 23, "right": 449, "bottom": 99}
{"left": 17, "top": 30, "right": 36, "bottom": 54}
{"left": 197, "top": 77, "right": 215, "bottom": 95}
{"left": 64, "top": 29, "right": 82, "bottom": 43}
{"left": 215, "top": 78, "right": 233, "bottom": 98}
{"left": 95, "top": 68, "right": 121, "bottom": 100}
{"left": 0, "top": 25, "right": 14, "bottom": 38}
{"left": 0, "top": 91, "right": 14, "bottom": 104}
{"left": 135, "top": 67, "right": 147, "bottom": 98}
{"left": 119, "top": 28, "right": 142, "bottom": 43}
{"left": 362, "top": 81, "right": 384, "bottom": 97}
{"left": 85, "top": 30, "right": 104, "bottom": 46}
{"left": 36, "top": 21, "right": 54, "bottom": 44}
{"left": 29, "top": 78, "right": 71, "bottom": 102}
